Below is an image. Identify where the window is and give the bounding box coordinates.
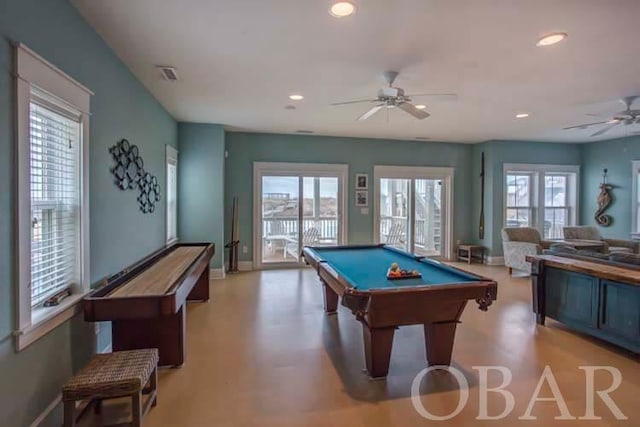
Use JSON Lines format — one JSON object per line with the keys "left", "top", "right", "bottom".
{"left": 15, "top": 43, "right": 92, "bottom": 350}
{"left": 504, "top": 164, "right": 579, "bottom": 240}
{"left": 166, "top": 145, "right": 178, "bottom": 243}
{"left": 505, "top": 174, "right": 533, "bottom": 228}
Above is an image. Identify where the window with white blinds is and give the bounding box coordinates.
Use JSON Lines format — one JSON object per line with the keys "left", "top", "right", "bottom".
{"left": 166, "top": 145, "right": 178, "bottom": 243}
{"left": 15, "top": 42, "right": 91, "bottom": 350}
{"left": 167, "top": 161, "right": 177, "bottom": 242}
{"left": 29, "top": 94, "right": 82, "bottom": 306}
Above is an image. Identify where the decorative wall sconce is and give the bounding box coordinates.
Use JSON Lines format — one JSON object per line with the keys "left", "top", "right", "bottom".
{"left": 109, "top": 139, "right": 161, "bottom": 214}
{"left": 595, "top": 168, "right": 613, "bottom": 226}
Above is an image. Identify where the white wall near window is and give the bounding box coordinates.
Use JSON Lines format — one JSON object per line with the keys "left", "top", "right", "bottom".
{"left": 166, "top": 145, "right": 178, "bottom": 244}
{"left": 503, "top": 163, "right": 580, "bottom": 239}
{"left": 14, "top": 43, "right": 92, "bottom": 351}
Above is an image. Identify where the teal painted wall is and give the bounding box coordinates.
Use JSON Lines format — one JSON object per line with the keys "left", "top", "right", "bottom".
{"left": 581, "top": 136, "right": 640, "bottom": 239}
{"left": 0, "top": 1, "right": 176, "bottom": 425}
{"left": 224, "top": 132, "right": 474, "bottom": 262}
{"left": 471, "top": 141, "right": 583, "bottom": 256}
{"left": 178, "top": 123, "right": 225, "bottom": 269}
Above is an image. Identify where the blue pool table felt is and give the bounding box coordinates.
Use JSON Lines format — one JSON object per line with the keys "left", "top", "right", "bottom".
{"left": 308, "top": 246, "right": 479, "bottom": 290}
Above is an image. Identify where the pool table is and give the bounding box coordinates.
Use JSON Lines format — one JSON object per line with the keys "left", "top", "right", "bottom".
{"left": 302, "top": 244, "right": 498, "bottom": 378}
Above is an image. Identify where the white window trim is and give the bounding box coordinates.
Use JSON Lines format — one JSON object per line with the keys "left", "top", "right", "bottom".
{"left": 14, "top": 43, "right": 92, "bottom": 351}
{"left": 252, "top": 162, "right": 349, "bottom": 270}
{"left": 631, "top": 160, "right": 640, "bottom": 240}
{"left": 373, "top": 165, "right": 455, "bottom": 260}
{"left": 166, "top": 145, "right": 179, "bottom": 244}
{"left": 503, "top": 163, "right": 580, "bottom": 239}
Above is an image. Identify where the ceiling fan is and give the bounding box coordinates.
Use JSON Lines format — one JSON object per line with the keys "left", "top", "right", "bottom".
{"left": 564, "top": 96, "right": 640, "bottom": 137}
{"left": 331, "top": 71, "right": 456, "bottom": 121}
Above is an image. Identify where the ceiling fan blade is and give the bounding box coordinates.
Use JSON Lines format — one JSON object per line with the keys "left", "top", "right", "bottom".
{"left": 331, "top": 99, "right": 377, "bottom": 106}
{"left": 563, "top": 120, "right": 610, "bottom": 130}
{"left": 396, "top": 102, "right": 430, "bottom": 119}
{"left": 357, "top": 104, "right": 384, "bottom": 121}
{"left": 405, "top": 93, "right": 457, "bottom": 101}
{"left": 591, "top": 122, "right": 619, "bottom": 137}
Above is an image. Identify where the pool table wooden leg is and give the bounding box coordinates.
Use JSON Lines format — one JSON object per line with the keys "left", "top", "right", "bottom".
{"left": 362, "top": 324, "right": 395, "bottom": 379}
{"left": 424, "top": 321, "right": 458, "bottom": 366}
{"left": 322, "top": 282, "right": 339, "bottom": 314}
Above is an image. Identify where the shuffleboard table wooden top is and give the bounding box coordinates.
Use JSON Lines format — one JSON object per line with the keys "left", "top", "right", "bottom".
{"left": 108, "top": 246, "right": 207, "bottom": 297}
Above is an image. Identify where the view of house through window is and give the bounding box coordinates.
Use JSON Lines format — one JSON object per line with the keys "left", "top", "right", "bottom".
{"left": 505, "top": 165, "right": 578, "bottom": 239}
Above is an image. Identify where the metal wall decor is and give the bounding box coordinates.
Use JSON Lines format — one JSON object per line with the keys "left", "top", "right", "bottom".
{"left": 595, "top": 168, "right": 613, "bottom": 226}
{"left": 109, "top": 139, "right": 161, "bottom": 213}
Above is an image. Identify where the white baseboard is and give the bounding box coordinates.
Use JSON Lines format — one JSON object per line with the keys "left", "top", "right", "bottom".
{"left": 30, "top": 394, "right": 61, "bottom": 427}
{"left": 485, "top": 256, "right": 505, "bottom": 266}
{"left": 238, "top": 261, "right": 253, "bottom": 271}
{"left": 210, "top": 268, "right": 226, "bottom": 279}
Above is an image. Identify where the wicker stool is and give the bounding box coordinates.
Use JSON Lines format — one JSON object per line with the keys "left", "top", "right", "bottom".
{"left": 62, "top": 349, "right": 158, "bottom": 427}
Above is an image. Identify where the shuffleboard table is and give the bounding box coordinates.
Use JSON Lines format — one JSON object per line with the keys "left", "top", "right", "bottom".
{"left": 84, "top": 243, "right": 214, "bottom": 367}
{"left": 302, "top": 244, "right": 497, "bottom": 378}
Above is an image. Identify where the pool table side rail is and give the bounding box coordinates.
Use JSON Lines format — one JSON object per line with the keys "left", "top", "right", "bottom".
{"left": 84, "top": 242, "right": 214, "bottom": 320}
{"left": 302, "top": 246, "right": 498, "bottom": 318}
{"left": 302, "top": 245, "right": 497, "bottom": 296}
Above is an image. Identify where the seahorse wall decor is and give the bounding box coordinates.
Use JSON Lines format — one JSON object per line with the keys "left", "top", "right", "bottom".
{"left": 595, "top": 168, "right": 613, "bottom": 226}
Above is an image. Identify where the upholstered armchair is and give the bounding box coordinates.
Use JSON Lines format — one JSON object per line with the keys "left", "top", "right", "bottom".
{"left": 502, "top": 227, "right": 552, "bottom": 275}
{"left": 562, "top": 226, "right": 640, "bottom": 254}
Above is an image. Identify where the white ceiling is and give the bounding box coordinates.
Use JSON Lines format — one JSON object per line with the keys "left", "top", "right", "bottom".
{"left": 71, "top": 0, "right": 640, "bottom": 143}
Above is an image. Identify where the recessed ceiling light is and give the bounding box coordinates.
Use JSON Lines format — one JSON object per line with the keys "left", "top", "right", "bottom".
{"left": 329, "top": 2, "right": 356, "bottom": 18}
{"left": 289, "top": 94, "right": 304, "bottom": 101}
{"left": 536, "top": 32, "right": 568, "bottom": 47}
{"left": 284, "top": 105, "right": 296, "bottom": 110}
{"left": 415, "top": 104, "right": 427, "bottom": 110}
{"left": 516, "top": 113, "right": 530, "bottom": 118}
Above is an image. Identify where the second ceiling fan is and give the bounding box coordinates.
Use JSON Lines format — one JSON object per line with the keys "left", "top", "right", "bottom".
{"left": 331, "top": 71, "right": 456, "bottom": 121}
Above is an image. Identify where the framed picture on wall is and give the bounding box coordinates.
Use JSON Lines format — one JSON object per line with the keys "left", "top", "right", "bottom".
{"left": 355, "top": 174, "right": 368, "bottom": 190}
{"left": 355, "top": 190, "right": 368, "bottom": 207}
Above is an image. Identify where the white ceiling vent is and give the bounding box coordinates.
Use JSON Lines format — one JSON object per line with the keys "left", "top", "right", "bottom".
{"left": 156, "top": 66, "right": 179, "bottom": 81}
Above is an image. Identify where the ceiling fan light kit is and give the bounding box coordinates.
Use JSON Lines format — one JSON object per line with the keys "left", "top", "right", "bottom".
{"left": 563, "top": 96, "right": 640, "bottom": 137}
{"left": 331, "top": 70, "right": 453, "bottom": 121}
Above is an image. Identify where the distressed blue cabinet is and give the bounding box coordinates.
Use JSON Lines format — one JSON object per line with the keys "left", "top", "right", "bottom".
{"left": 531, "top": 258, "right": 640, "bottom": 353}
{"left": 545, "top": 268, "right": 598, "bottom": 328}
{"left": 600, "top": 280, "right": 640, "bottom": 348}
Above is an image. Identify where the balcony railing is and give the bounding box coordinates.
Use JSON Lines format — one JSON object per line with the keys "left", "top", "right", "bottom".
{"left": 261, "top": 215, "right": 441, "bottom": 252}
{"left": 262, "top": 216, "right": 338, "bottom": 240}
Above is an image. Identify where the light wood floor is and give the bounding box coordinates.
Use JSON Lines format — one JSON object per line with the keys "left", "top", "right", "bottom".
{"left": 86, "top": 263, "right": 639, "bottom": 426}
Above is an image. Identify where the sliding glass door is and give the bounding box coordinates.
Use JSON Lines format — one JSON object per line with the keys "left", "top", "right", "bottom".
{"left": 375, "top": 166, "right": 453, "bottom": 259}
{"left": 254, "top": 163, "right": 347, "bottom": 268}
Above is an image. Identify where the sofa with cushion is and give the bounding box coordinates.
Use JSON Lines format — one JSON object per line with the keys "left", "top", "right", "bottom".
{"left": 562, "top": 226, "right": 640, "bottom": 254}
{"left": 543, "top": 243, "right": 640, "bottom": 271}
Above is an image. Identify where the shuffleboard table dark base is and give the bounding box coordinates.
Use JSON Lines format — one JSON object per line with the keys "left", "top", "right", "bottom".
{"left": 85, "top": 243, "right": 214, "bottom": 367}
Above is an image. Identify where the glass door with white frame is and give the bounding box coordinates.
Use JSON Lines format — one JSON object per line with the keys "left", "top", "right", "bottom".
{"left": 261, "top": 176, "right": 300, "bottom": 264}
{"left": 379, "top": 178, "right": 410, "bottom": 252}
{"left": 256, "top": 163, "right": 347, "bottom": 267}
{"left": 375, "top": 166, "right": 452, "bottom": 259}
{"left": 414, "top": 179, "right": 443, "bottom": 257}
